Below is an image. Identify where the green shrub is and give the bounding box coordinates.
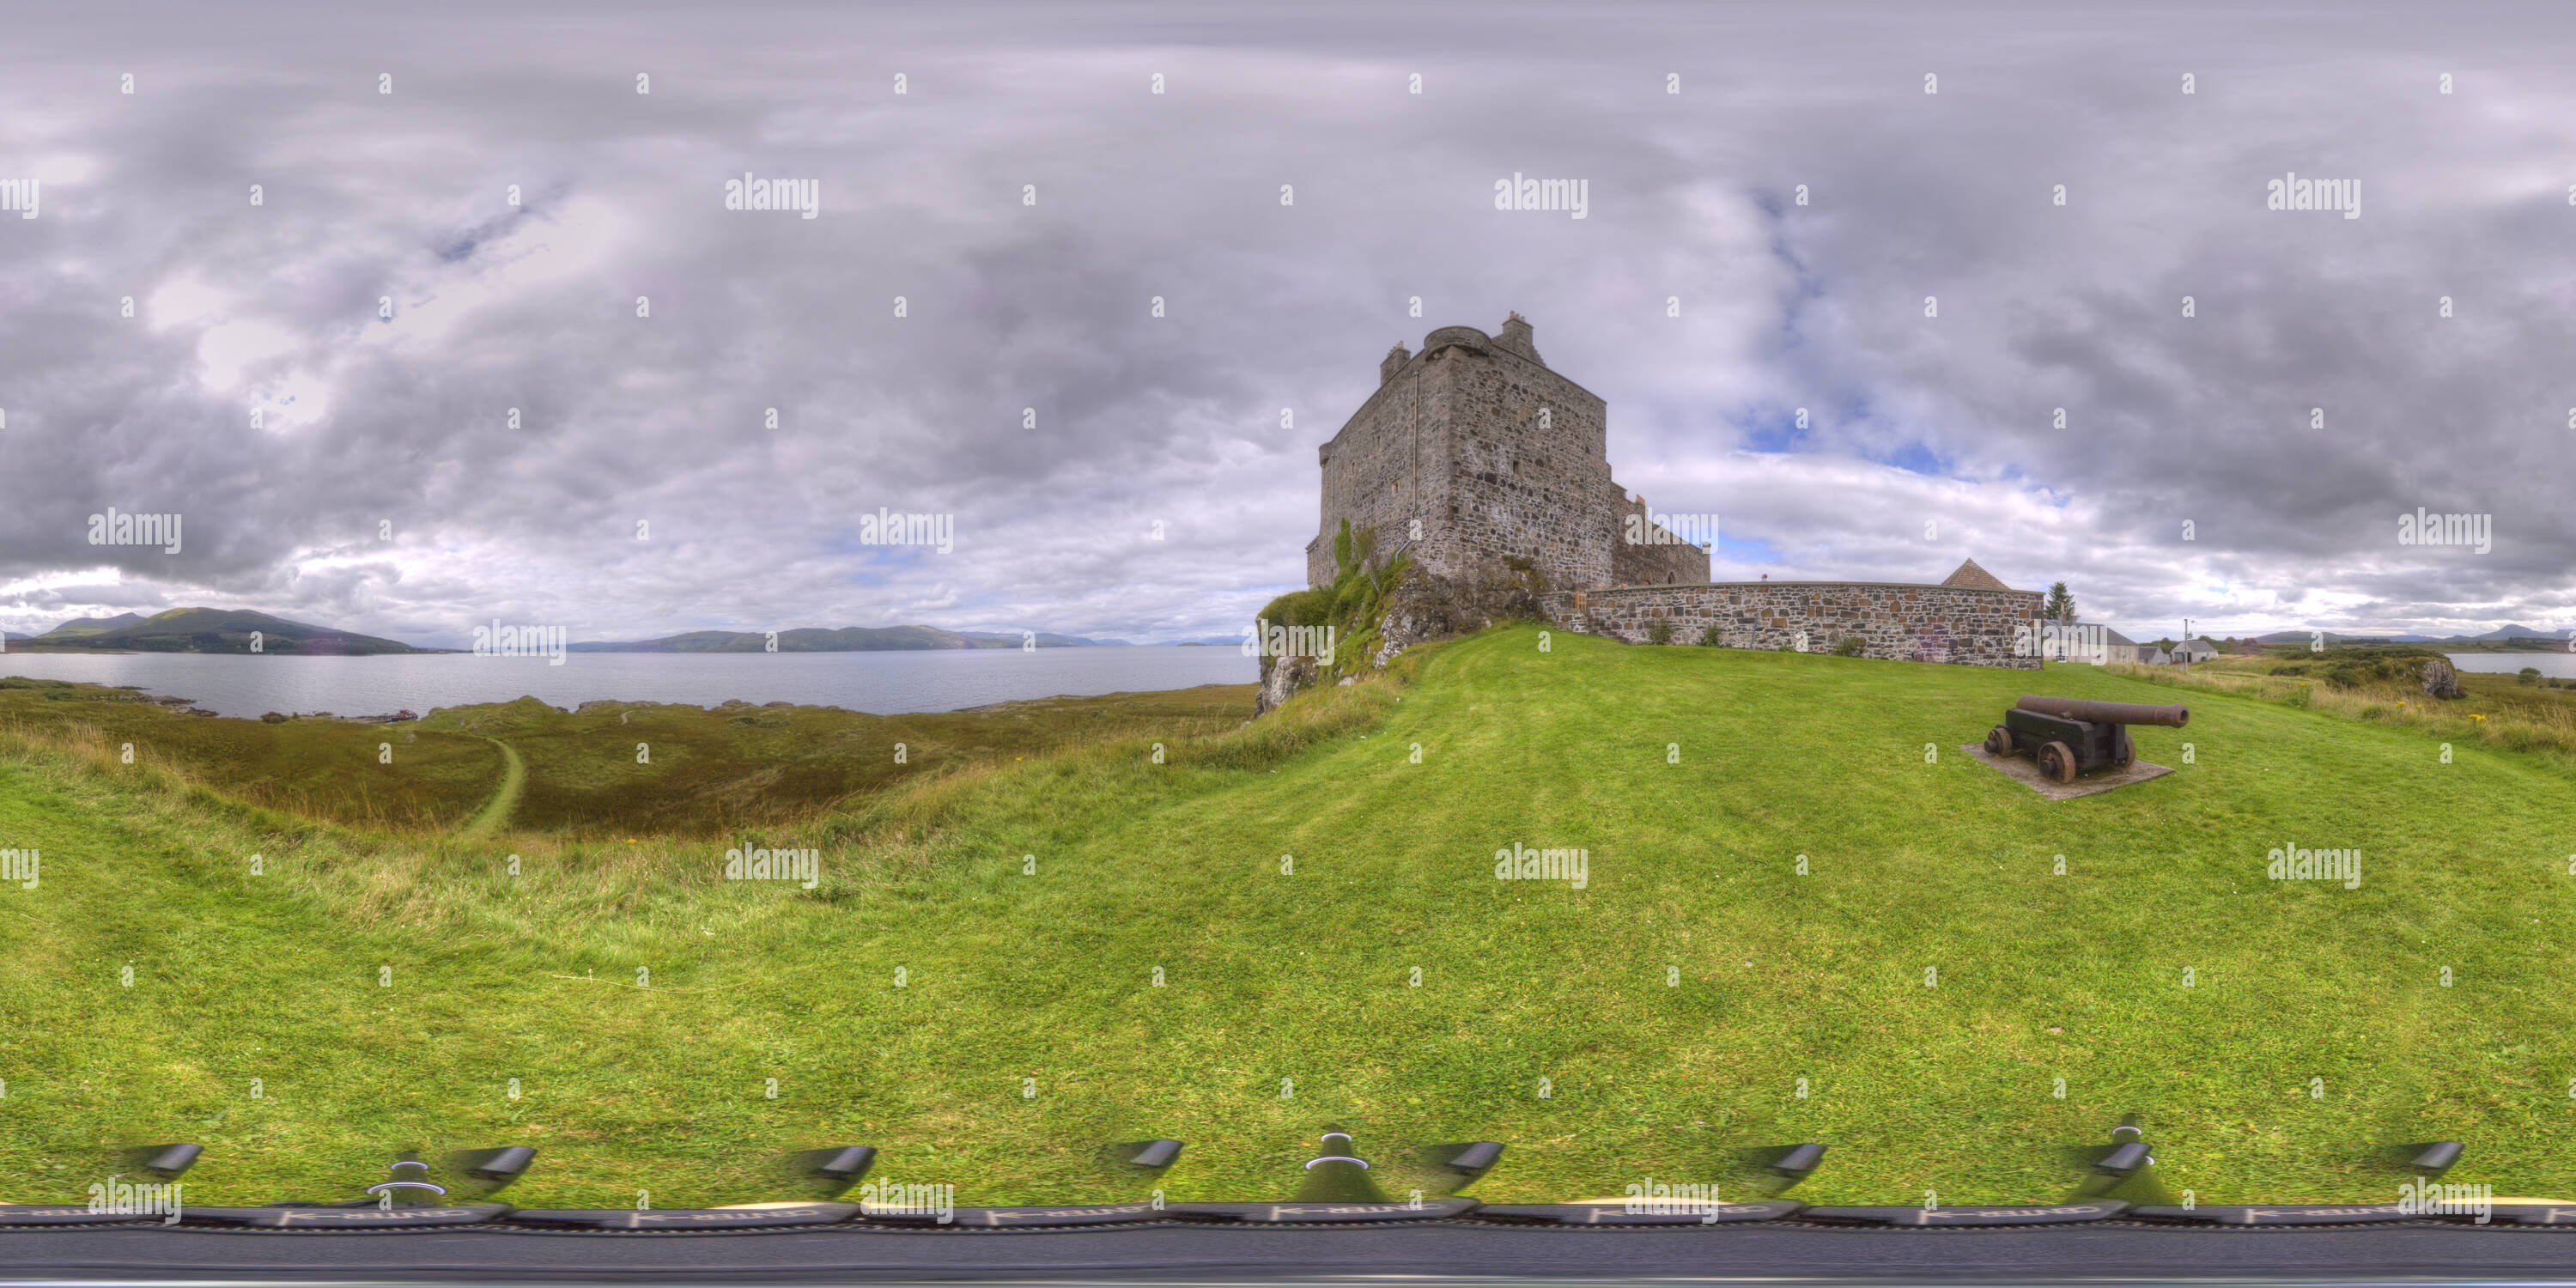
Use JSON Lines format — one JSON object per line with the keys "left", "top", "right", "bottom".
{"left": 1699, "top": 625, "right": 1722, "bottom": 647}
{"left": 2518, "top": 667, "right": 2542, "bottom": 686}
{"left": 1832, "top": 636, "right": 1866, "bottom": 657}
{"left": 1254, "top": 518, "right": 1412, "bottom": 681}
{"left": 1647, "top": 619, "right": 1674, "bottom": 646}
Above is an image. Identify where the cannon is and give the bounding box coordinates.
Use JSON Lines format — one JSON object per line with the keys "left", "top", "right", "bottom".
{"left": 1983, "top": 696, "right": 2189, "bottom": 784}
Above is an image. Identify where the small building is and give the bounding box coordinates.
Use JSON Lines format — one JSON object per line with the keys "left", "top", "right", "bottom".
{"left": 2172, "top": 640, "right": 2219, "bottom": 664}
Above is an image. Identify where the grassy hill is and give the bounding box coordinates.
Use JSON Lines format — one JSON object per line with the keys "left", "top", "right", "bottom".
{"left": 0, "top": 625, "right": 2569, "bottom": 1209}
{"left": 9, "top": 607, "right": 428, "bottom": 654}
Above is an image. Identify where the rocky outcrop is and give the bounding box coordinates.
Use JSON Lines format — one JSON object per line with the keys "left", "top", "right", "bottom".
{"left": 1255, "top": 653, "right": 1318, "bottom": 716}
{"left": 1255, "top": 563, "right": 1547, "bottom": 715}
{"left": 2422, "top": 658, "right": 2464, "bottom": 699}
{"left": 1373, "top": 562, "right": 1548, "bottom": 666}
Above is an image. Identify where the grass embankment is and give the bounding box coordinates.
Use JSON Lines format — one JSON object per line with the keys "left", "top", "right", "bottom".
{"left": 2113, "top": 648, "right": 2576, "bottom": 762}
{"left": 0, "top": 679, "right": 1256, "bottom": 836}
{"left": 0, "top": 627, "right": 2571, "bottom": 1209}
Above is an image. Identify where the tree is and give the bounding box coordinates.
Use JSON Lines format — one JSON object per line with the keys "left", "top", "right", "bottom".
{"left": 2153, "top": 638, "right": 2176, "bottom": 653}
{"left": 2044, "top": 581, "right": 2075, "bottom": 623}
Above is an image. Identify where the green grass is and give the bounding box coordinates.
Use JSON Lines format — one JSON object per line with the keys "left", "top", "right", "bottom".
{"left": 0, "top": 679, "right": 1257, "bottom": 837}
{"left": 0, "top": 677, "right": 501, "bottom": 829}
{"left": 459, "top": 738, "right": 527, "bottom": 839}
{"left": 0, "top": 625, "right": 2571, "bottom": 1210}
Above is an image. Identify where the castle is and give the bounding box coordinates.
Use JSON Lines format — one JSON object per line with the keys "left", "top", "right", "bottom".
{"left": 1309, "top": 313, "right": 1708, "bottom": 592}
{"left": 1309, "top": 315, "right": 2043, "bottom": 669}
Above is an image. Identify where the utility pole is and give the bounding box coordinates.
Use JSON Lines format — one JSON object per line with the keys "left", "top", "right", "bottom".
{"left": 2182, "top": 617, "right": 2192, "bottom": 672}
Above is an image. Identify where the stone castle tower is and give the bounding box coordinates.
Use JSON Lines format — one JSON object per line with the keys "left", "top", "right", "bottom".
{"left": 1307, "top": 313, "right": 1709, "bottom": 591}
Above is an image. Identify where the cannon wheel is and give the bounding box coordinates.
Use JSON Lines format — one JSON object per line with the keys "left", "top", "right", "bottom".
{"left": 2038, "top": 740, "right": 2077, "bottom": 784}
{"left": 2114, "top": 728, "right": 2136, "bottom": 769}
{"left": 1984, "top": 725, "right": 2014, "bottom": 756}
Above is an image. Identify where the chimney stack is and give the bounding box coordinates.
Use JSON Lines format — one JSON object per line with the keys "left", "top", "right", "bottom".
{"left": 1495, "top": 312, "right": 1542, "bottom": 366}
{"left": 1380, "top": 341, "right": 1411, "bottom": 386}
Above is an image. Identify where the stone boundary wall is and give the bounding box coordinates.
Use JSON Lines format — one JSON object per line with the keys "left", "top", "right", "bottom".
{"left": 1539, "top": 580, "right": 2044, "bottom": 669}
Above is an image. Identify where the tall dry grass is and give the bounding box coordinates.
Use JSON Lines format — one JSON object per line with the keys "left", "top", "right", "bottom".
{"left": 2105, "top": 659, "right": 2576, "bottom": 760}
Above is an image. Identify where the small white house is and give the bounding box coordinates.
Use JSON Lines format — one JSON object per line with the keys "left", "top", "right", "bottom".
{"left": 2172, "top": 640, "right": 2219, "bottom": 664}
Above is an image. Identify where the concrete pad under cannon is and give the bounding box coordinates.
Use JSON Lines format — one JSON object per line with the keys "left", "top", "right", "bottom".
{"left": 1962, "top": 744, "right": 2172, "bottom": 799}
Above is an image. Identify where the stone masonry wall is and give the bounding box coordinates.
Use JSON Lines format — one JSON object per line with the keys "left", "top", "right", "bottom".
{"left": 1539, "top": 581, "right": 2044, "bottom": 669}
{"left": 1607, "top": 488, "right": 1712, "bottom": 586}
{"left": 1438, "top": 338, "right": 1614, "bottom": 592}
{"left": 1309, "top": 321, "right": 1617, "bottom": 593}
{"left": 1309, "top": 350, "right": 1443, "bottom": 586}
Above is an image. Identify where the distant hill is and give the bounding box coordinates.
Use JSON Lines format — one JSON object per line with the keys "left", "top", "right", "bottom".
{"left": 2254, "top": 625, "right": 2566, "bottom": 648}
{"left": 9, "top": 608, "right": 431, "bottom": 654}
{"left": 41, "top": 612, "right": 148, "bottom": 638}
{"left": 570, "top": 626, "right": 1128, "bottom": 653}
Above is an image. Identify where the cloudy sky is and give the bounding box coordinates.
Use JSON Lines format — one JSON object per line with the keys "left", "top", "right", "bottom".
{"left": 3, "top": 0, "right": 2571, "bottom": 647}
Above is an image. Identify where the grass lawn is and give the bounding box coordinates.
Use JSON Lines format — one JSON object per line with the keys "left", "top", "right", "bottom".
{"left": 0, "top": 624, "right": 2569, "bottom": 1208}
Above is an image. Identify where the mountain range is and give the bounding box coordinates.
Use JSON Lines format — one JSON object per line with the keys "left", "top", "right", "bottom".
{"left": 0, "top": 610, "right": 1188, "bottom": 653}
{"left": 2250, "top": 624, "right": 2567, "bottom": 646}
{"left": 1, "top": 608, "right": 427, "bottom": 654}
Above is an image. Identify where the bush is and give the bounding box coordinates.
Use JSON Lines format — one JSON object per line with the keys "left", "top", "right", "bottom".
{"left": 1253, "top": 518, "right": 1412, "bottom": 683}
{"left": 1699, "top": 625, "right": 1722, "bottom": 647}
{"left": 260, "top": 711, "right": 288, "bottom": 723}
{"left": 1832, "top": 636, "right": 1866, "bottom": 657}
{"left": 1647, "top": 619, "right": 1674, "bottom": 646}
{"left": 2518, "top": 667, "right": 2543, "bottom": 686}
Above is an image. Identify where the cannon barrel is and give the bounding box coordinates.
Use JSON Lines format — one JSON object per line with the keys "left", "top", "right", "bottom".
{"left": 2014, "top": 695, "right": 2189, "bottom": 728}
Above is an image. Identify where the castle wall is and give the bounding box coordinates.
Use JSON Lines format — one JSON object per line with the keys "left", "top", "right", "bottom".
{"left": 1608, "top": 488, "right": 1712, "bottom": 586}
{"left": 1538, "top": 581, "right": 2044, "bottom": 669}
{"left": 1433, "top": 342, "right": 1613, "bottom": 592}
{"left": 1309, "top": 358, "right": 1445, "bottom": 586}
{"left": 1310, "top": 323, "right": 1616, "bottom": 593}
